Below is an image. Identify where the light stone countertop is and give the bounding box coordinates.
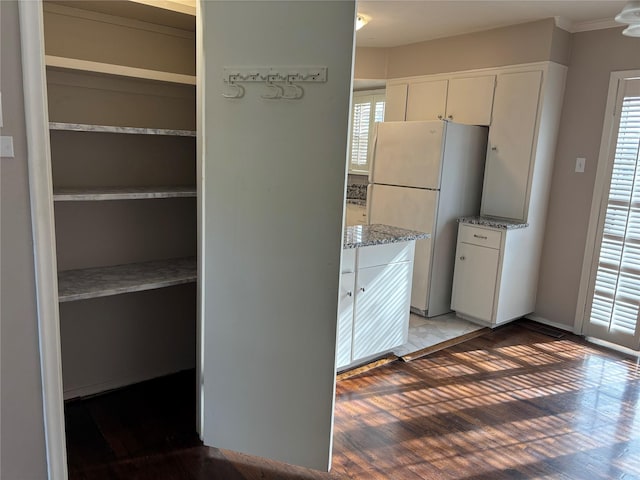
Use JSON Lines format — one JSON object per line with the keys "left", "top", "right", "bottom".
{"left": 458, "top": 215, "right": 529, "bottom": 230}
{"left": 344, "top": 224, "right": 430, "bottom": 249}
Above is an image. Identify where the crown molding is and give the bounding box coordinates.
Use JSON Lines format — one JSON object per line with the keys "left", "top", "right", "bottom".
{"left": 571, "top": 18, "right": 622, "bottom": 33}
{"left": 555, "top": 15, "right": 622, "bottom": 33}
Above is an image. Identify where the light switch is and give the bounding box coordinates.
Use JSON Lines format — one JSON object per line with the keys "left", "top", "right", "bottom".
{"left": 1, "top": 136, "right": 14, "bottom": 158}
{"left": 575, "top": 157, "right": 585, "bottom": 173}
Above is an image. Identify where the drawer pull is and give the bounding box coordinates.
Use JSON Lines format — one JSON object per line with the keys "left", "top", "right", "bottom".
{"left": 360, "top": 287, "right": 366, "bottom": 293}
{"left": 459, "top": 256, "right": 465, "bottom": 261}
{"left": 346, "top": 291, "right": 352, "bottom": 297}
{"left": 473, "top": 234, "right": 488, "bottom": 240}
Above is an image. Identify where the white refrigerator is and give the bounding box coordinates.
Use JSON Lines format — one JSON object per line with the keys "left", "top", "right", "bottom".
{"left": 368, "top": 120, "right": 488, "bottom": 317}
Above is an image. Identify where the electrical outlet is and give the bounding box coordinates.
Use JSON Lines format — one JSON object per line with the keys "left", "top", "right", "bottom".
{"left": 575, "top": 157, "right": 585, "bottom": 173}
{"left": 0, "top": 136, "right": 14, "bottom": 158}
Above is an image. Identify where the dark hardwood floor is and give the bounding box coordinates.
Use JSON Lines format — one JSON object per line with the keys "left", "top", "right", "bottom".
{"left": 65, "top": 321, "right": 640, "bottom": 479}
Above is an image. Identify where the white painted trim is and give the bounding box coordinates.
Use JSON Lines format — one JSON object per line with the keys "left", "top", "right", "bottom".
{"left": 573, "top": 70, "right": 640, "bottom": 336}
{"left": 385, "top": 60, "right": 556, "bottom": 86}
{"left": 195, "top": 0, "right": 205, "bottom": 438}
{"left": 130, "top": 0, "right": 196, "bottom": 17}
{"left": 554, "top": 16, "right": 621, "bottom": 34}
{"left": 586, "top": 337, "right": 640, "bottom": 357}
{"left": 63, "top": 369, "right": 194, "bottom": 400}
{"left": 524, "top": 314, "right": 573, "bottom": 333}
{"left": 45, "top": 55, "right": 196, "bottom": 85}
{"left": 553, "top": 16, "right": 574, "bottom": 33}
{"left": 18, "top": 2, "right": 68, "bottom": 480}
{"left": 352, "top": 88, "right": 386, "bottom": 97}
{"left": 571, "top": 18, "right": 621, "bottom": 33}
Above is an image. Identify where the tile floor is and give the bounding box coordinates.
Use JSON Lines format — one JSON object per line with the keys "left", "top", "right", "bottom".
{"left": 393, "top": 311, "right": 484, "bottom": 357}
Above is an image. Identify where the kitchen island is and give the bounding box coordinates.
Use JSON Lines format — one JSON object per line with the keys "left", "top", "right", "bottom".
{"left": 338, "top": 224, "right": 430, "bottom": 370}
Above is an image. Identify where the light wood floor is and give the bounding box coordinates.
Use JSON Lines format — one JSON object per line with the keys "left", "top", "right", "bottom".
{"left": 65, "top": 321, "right": 640, "bottom": 479}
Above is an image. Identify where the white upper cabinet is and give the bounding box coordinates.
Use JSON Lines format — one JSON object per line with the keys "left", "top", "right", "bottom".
{"left": 388, "top": 74, "right": 495, "bottom": 126}
{"left": 384, "top": 83, "right": 408, "bottom": 121}
{"left": 383, "top": 63, "right": 566, "bottom": 224}
{"left": 405, "top": 79, "right": 448, "bottom": 121}
{"left": 481, "top": 70, "right": 542, "bottom": 221}
{"left": 445, "top": 75, "right": 496, "bottom": 125}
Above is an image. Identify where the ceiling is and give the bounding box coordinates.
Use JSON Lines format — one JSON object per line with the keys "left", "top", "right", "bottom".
{"left": 356, "top": 1, "right": 627, "bottom": 48}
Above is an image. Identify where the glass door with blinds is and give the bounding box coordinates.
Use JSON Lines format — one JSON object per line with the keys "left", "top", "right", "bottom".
{"left": 584, "top": 76, "right": 640, "bottom": 350}
{"left": 349, "top": 90, "right": 385, "bottom": 174}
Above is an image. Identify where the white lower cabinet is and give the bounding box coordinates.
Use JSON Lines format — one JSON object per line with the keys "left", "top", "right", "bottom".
{"left": 451, "top": 242, "right": 500, "bottom": 323}
{"left": 352, "top": 261, "right": 412, "bottom": 361}
{"left": 337, "top": 242, "right": 414, "bottom": 370}
{"left": 336, "top": 272, "right": 355, "bottom": 369}
{"left": 451, "top": 224, "right": 535, "bottom": 327}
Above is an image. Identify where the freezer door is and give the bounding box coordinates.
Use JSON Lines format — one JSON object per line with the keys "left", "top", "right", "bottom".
{"left": 368, "top": 184, "right": 436, "bottom": 312}
{"left": 370, "top": 121, "right": 444, "bottom": 189}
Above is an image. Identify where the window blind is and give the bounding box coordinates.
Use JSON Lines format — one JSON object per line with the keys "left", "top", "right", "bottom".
{"left": 349, "top": 92, "right": 385, "bottom": 173}
{"left": 350, "top": 100, "right": 372, "bottom": 169}
{"left": 591, "top": 86, "right": 640, "bottom": 334}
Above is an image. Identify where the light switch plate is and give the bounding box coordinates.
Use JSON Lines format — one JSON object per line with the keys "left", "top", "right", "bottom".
{"left": 575, "top": 157, "right": 585, "bottom": 173}
{"left": 1, "top": 136, "right": 14, "bottom": 158}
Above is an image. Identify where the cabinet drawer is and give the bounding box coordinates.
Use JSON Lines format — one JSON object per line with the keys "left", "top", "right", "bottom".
{"left": 341, "top": 248, "right": 356, "bottom": 273}
{"left": 459, "top": 225, "right": 502, "bottom": 249}
{"left": 357, "top": 242, "right": 412, "bottom": 269}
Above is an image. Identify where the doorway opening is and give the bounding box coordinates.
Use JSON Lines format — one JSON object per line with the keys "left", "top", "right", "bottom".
{"left": 40, "top": 1, "right": 200, "bottom": 474}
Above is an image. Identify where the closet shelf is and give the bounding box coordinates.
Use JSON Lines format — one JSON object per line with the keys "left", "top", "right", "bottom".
{"left": 58, "top": 257, "right": 197, "bottom": 303}
{"left": 49, "top": 122, "right": 196, "bottom": 137}
{"left": 45, "top": 55, "right": 197, "bottom": 86}
{"left": 53, "top": 186, "right": 196, "bottom": 201}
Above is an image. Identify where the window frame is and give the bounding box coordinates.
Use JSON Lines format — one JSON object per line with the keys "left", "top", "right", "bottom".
{"left": 348, "top": 89, "right": 385, "bottom": 175}
{"left": 575, "top": 70, "right": 640, "bottom": 341}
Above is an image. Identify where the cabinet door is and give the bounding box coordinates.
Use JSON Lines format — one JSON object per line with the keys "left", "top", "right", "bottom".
{"left": 481, "top": 70, "right": 542, "bottom": 221}
{"left": 451, "top": 242, "right": 500, "bottom": 323}
{"left": 384, "top": 83, "right": 408, "bottom": 121}
{"left": 445, "top": 75, "right": 495, "bottom": 125}
{"left": 352, "top": 262, "right": 411, "bottom": 361}
{"left": 406, "top": 79, "right": 448, "bottom": 121}
{"left": 336, "top": 272, "right": 355, "bottom": 369}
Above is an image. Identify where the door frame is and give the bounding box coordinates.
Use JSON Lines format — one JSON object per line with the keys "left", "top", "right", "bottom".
{"left": 574, "top": 69, "right": 640, "bottom": 335}
{"left": 18, "top": 2, "right": 67, "bottom": 479}
{"left": 19, "top": 2, "right": 206, "bottom": 479}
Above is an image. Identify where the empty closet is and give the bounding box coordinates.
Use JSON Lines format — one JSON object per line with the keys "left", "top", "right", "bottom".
{"left": 43, "top": 0, "right": 197, "bottom": 400}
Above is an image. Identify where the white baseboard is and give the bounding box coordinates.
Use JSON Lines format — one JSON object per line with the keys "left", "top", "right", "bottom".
{"left": 585, "top": 337, "right": 640, "bottom": 357}
{"left": 524, "top": 314, "right": 576, "bottom": 334}
{"left": 63, "top": 365, "right": 194, "bottom": 400}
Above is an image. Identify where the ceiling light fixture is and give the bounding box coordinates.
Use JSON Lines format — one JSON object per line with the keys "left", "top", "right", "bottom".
{"left": 615, "top": 1, "right": 640, "bottom": 37}
{"left": 356, "top": 14, "right": 369, "bottom": 31}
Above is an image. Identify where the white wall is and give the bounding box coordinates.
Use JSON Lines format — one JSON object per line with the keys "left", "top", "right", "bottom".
{"left": 200, "top": 0, "right": 355, "bottom": 471}
{"left": 0, "top": 1, "right": 49, "bottom": 478}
